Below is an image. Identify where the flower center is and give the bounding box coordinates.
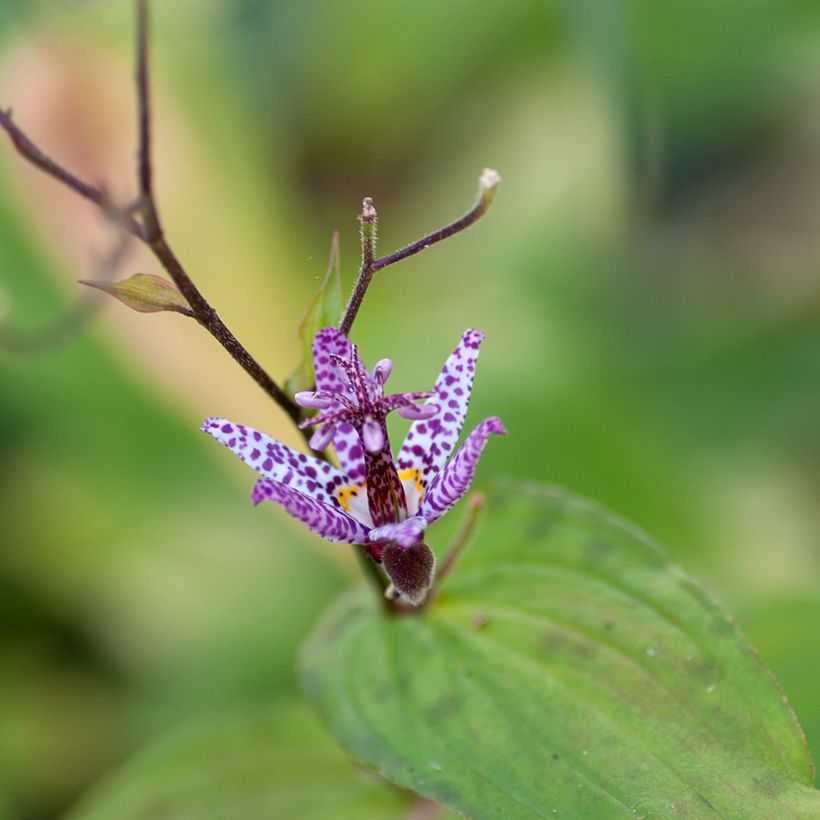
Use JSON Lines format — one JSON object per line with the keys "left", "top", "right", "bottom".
{"left": 296, "top": 344, "right": 439, "bottom": 526}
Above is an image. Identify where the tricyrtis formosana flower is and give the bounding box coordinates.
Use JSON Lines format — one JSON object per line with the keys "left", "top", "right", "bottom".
{"left": 202, "top": 327, "right": 504, "bottom": 605}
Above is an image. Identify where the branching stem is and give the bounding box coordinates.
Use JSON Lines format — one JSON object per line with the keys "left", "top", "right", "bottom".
{"left": 0, "top": 1, "right": 301, "bottom": 428}
{"left": 339, "top": 170, "right": 500, "bottom": 336}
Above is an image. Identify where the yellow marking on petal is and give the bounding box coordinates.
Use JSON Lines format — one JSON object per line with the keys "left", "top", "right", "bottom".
{"left": 398, "top": 468, "right": 425, "bottom": 492}
{"left": 336, "top": 482, "right": 366, "bottom": 514}
{"left": 398, "top": 468, "right": 425, "bottom": 510}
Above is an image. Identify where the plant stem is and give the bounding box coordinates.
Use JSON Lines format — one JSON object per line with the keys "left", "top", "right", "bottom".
{"left": 356, "top": 548, "right": 390, "bottom": 600}
{"left": 434, "top": 492, "right": 486, "bottom": 587}
{"left": 0, "top": 110, "right": 144, "bottom": 239}
{"left": 339, "top": 198, "right": 377, "bottom": 337}
{"left": 133, "top": 0, "right": 301, "bottom": 427}
{"left": 338, "top": 169, "right": 500, "bottom": 337}
{"left": 0, "top": 1, "right": 302, "bottom": 429}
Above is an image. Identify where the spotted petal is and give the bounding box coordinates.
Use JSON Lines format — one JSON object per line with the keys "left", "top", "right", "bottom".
{"left": 420, "top": 417, "right": 505, "bottom": 524}
{"left": 202, "top": 418, "right": 347, "bottom": 505}
{"left": 252, "top": 479, "right": 370, "bottom": 544}
{"left": 368, "top": 516, "right": 428, "bottom": 548}
{"left": 312, "top": 327, "right": 366, "bottom": 482}
{"left": 397, "top": 328, "right": 483, "bottom": 485}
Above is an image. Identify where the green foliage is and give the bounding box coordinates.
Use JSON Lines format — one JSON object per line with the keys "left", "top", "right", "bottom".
{"left": 1, "top": 1, "right": 819, "bottom": 815}
{"left": 66, "top": 704, "right": 408, "bottom": 820}
{"left": 285, "top": 231, "right": 344, "bottom": 397}
{"left": 302, "top": 482, "right": 820, "bottom": 818}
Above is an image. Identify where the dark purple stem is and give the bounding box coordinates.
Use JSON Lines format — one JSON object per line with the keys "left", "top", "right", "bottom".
{"left": 0, "top": 1, "right": 301, "bottom": 429}
{"left": 339, "top": 173, "right": 499, "bottom": 336}
{"left": 339, "top": 197, "right": 377, "bottom": 338}
{"left": 0, "top": 109, "right": 144, "bottom": 238}
{"left": 133, "top": 0, "right": 300, "bottom": 427}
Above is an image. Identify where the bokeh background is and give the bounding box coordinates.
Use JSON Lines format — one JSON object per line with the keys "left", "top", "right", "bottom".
{"left": 0, "top": 1, "right": 818, "bottom": 817}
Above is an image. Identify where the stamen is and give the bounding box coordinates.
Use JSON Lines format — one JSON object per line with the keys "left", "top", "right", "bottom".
{"left": 329, "top": 353, "right": 355, "bottom": 380}
{"left": 399, "top": 402, "right": 439, "bottom": 420}
{"left": 298, "top": 406, "right": 352, "bottom": 430}
{"left": 294, "top": 390, "right": 334, "bottom": 410}
{"left": 371, "top": 358, "right": 393, "bottom": 389}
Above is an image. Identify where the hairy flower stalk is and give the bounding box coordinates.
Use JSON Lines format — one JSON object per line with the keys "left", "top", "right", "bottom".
{"left": 203, "top": 327, "right": 504, "bottom": 605}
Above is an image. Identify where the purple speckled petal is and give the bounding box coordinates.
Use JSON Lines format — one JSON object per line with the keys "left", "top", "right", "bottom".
{"left": 420, "top": 416, "right": 505, "bottom": 524}
{"left": 252, "top": 479, "right": 370, "bottom": 544}
{"left": 312, "top": 327, "right": 366, "bottom": 482}
{"left": 368, "top": 516, "right": 428, "bottom": 548}
{"left": 398, "top": 328, "right": 484, "bottom": 484}
{"left": 202, "top": 417, "right": 348, "bottom": 505}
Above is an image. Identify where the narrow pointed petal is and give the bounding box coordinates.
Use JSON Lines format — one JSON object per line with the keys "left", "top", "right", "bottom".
{"left": 252, "top": 479, "right": 370, "bottom": 544}
{"left": 202, "top": 418, "right": 348, "bottom": 505}
{"left": 312, "top": 327, "right": 366, "bottom": 481}
{"left": 420, "top": 416, "right": 505, "bottom": 523}
{"left": 397, "top": 328, "right": 484, "bottom": 484}
{"left": 368, "top": 516, "right": 428, "bottom": 548}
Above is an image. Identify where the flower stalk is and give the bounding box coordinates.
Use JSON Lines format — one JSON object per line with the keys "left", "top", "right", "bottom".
{"left": 0, "top": 0, "right": 503, "bottom": 607}
{"left": 339, "top": 169, "right": 501, "bottom": 336}
{"left": 0, "top": 1, "right": 302, "bottom": 428}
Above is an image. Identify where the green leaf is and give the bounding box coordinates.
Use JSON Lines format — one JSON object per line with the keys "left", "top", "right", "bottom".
{"left": 65, "top": 704, "right": 410, "bottom": 820}
{"left": 79, "top": 274, "right": 193, "bottom": 316}
{"left": 301, "top": 482, "right": 820, "bottom": 818}
{"left": 285, "top": 231, "right": 344, "bottom": 396}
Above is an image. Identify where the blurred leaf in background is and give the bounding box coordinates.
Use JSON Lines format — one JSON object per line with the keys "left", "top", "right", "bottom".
{"left": 0, "top": 0, "right": 819, "bottom": 817}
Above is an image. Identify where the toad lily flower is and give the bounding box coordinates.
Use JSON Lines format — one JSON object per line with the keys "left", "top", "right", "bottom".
{"left": 202, "top": 327, "right": 505, "bottom": 605}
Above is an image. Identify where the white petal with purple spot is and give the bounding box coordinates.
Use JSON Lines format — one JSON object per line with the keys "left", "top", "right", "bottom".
{"left": 252, "top": 479, "right": 370, "bottom": 544}
{"left": 312, "top": 327, "right": 366, "bottom": 482}
{"left": 202, "top": 417, "right": 348, "bottom": 505}
{"left": 420, "top": 416, "right": 505, "bottom": 524}
{"left": 397, "top": 328, "right": 484, "bottom": 485}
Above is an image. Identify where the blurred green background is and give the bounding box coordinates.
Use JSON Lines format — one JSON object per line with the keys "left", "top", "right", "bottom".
{"left": 0, "top": 1, "right": 818, "bottom": 817}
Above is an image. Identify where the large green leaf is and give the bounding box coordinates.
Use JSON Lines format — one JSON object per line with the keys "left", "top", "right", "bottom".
{"left": 301, "top": 482, "right": 819, "bottom": 818}
{"left": 65, "top": 704, "right": 408, "bottom": 820}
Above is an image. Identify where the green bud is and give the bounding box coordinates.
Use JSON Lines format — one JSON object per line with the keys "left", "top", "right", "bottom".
{"left": 80, "top": 273, "right": 192, "bottom": 316}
